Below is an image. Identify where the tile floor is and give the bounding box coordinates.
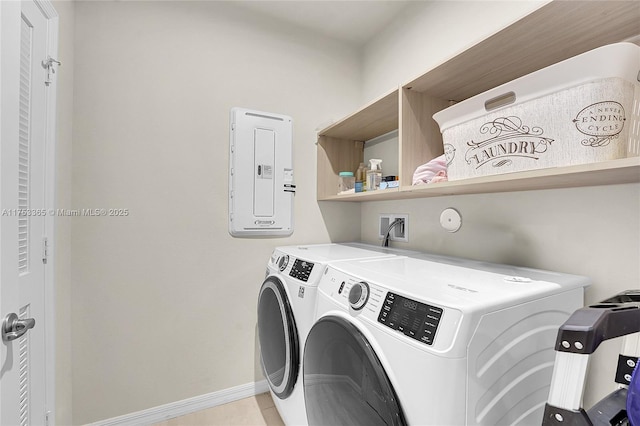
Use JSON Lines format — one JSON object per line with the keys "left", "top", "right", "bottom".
{"left": 153, "top": 393, "right": 284, "bottom": 426}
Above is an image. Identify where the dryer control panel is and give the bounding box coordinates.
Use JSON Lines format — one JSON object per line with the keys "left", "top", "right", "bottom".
{"left": 378, "top": 292, "right": 443, "bottom": 346}
{"left": 289, "top": 259, "right": 314, "bottom": 282}
{"left": 319, "top": 265, "right": 463, "bottom": 352}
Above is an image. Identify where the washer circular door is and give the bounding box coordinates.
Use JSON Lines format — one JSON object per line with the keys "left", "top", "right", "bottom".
{"left": 257, "top": 276, "right": 299, "bottom": 399}
{"left": 303, "top": 316, "right": 406, "bottom": 426}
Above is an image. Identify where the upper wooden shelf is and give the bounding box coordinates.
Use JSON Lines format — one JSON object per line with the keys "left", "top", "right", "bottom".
{"left": 403, "top": 1, "right": 640, "bottom": 101}
{"left": 320, "top": 89, "right": 398, "bottom": 142}
{"left": 321, "top": 158, "right": 640, "bottom": 201}
{"left": 316, "top": 0, "right": 640, "bottom": 202}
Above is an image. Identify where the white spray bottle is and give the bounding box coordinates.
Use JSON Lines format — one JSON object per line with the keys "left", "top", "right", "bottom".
{"left": 366, "top": 159, "right": 382, "bottom": 191}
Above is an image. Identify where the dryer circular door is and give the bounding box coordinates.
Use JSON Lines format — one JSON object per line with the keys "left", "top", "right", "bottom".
{"left": 257, "top": 276, "right": 299, "bottom": 399}
{"left": 303, "top": 316, "right": 406, "bottom": 426}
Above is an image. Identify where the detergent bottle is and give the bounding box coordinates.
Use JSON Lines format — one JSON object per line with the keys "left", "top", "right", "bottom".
{"left": 355, "top": 163, "right": 366, "bottom": 193}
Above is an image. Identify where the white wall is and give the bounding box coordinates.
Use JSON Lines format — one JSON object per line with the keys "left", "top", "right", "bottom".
{"left": 359, "top": 0, "right": 640, "bottom": 408}
{"left": 51, "top": 2, "right": 74, "bottom": 424}
{"left": 361, "top": 1, "right": 546, "bottom": 103}
{"left": 71, "top": 1, "right": 361, "bottom": 423}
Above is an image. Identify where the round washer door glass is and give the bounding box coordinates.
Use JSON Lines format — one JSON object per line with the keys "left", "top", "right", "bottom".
{"left": 257, "top": 276, "right": 299, "bottom": 399}
{"left": 303, "top": 316, "right": 406, "bottom": 426}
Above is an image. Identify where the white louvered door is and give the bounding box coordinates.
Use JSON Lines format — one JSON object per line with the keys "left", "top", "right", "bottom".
{"left": 1, "top": 0, "right": 53, "bottom": 424}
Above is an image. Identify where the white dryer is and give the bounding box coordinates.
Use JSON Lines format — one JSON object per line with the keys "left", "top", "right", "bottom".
{"left": 303, "top": 255, "right": 590, "bottom": 425}
{"left": 257, "top": 243, "right": 401, "bottom": 425}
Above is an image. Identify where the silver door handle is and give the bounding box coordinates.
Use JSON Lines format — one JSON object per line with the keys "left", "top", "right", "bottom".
{"left": 2, "top": 313, "right": 36, "bottom": 342}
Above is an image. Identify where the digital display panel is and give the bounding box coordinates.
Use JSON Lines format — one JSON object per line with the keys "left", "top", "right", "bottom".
{"left": 289, "top": 259, "right": 314, "bottom": 282}
{"left": 378, "top": 292, "right": 443, "bottom": 346}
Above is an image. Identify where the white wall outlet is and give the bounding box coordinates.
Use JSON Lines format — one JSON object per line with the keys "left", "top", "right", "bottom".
{"left": 379, "top": 214, "right": 409, "bottom": 242}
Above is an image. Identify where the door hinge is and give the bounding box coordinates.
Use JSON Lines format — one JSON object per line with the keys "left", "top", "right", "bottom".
{"left": 42, "top": 237, "right": 49, "bottom": 264}
{"left": 41, "top": 56, "right": 61, "bottom": 86}
{"left": 45, "top": 410, "right": 52, "bottom": 426}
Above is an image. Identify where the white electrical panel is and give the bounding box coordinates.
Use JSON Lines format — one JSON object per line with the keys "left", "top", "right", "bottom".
{"left": 229, "top": 107, "right": 295, "bottom": 237}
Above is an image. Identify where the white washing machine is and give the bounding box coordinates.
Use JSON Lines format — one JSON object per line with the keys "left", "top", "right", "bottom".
{"left": 303, "top": 255, "right": 590, "bottom": 425}
{"left": 257, "top": 243, "right": 403, "bottom": 425}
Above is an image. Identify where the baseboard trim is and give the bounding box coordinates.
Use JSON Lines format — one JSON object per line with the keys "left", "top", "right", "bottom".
{"left": 92, "top": 380, "right": 270, "bottom": 426}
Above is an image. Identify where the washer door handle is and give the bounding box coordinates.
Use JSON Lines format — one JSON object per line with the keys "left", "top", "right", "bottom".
{"left": 2, "top": 313, "right": 36, "bottom": 342}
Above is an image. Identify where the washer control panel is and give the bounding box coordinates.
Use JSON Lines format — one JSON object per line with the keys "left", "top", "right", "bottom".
{"left": 378, "top": 292, "right": 443, "bottom": 346}
{"left": 289, "top": 259, "right": 314, "bottom": 282}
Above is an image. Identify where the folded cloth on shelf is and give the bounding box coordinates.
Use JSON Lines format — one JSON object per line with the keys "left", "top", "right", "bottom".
{"left": 429, "top": 170, "right": 448, "bottom": 183}
{"left": 412, "top": 154, "right": 448, "bottom": 185}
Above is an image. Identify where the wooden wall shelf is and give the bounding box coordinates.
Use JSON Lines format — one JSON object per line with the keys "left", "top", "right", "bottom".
{"left": 321, "top": 158, "right": 640, "bottom": 202}
{"left": 316, "top": 1, "right": 640, "bottom": 202}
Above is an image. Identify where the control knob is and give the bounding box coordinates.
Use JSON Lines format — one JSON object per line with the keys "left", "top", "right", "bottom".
{"left": 348, "top": 281, "right": 369, "bottom": 311}
{"left": 278, "top": 255, "right": 289, "bottom": 272}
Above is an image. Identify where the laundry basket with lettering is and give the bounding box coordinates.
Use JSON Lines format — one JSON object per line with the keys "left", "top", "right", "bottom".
{"left": 433, "top": 43, "right": 640, "bottom": 181}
